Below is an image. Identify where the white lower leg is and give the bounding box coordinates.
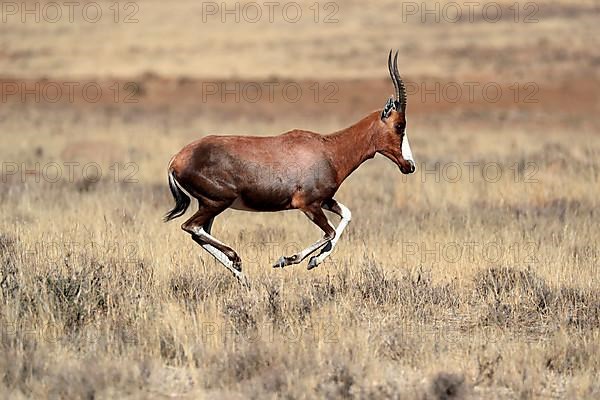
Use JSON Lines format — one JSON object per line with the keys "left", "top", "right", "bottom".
{"left": 298, "top": 239, "right": 329, "bottom": 259}
{"left": 310, "top": 202, "right": 351, "bottom": 267}
{"left": 195, "top": 227, "right": 243, "bottom": 279}
{"left": 274, "top": 210, "right": 336, "bottom": 268}
{"left": 273, "top": 235, "right": 332, "bottom": 268}
{"left": 201, "top": 243, "right": 241, "bottom": 276}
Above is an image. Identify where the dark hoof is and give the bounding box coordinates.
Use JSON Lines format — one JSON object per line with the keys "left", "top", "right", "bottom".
{"left": 307, "top": 256, "right": 319, "bottom": 270}
{"left": 233, "top": 260, "right": 242, "bottom": 272}
{"left": 272, "top": 256, "right": 287, "bottom": 269}
{"left": 273, "top": 255, "right": 299, "bottom": 269}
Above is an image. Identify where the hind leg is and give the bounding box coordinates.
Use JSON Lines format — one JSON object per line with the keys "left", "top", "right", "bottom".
{"left": 181, "top": 204, "right": 247, "bottom": 284}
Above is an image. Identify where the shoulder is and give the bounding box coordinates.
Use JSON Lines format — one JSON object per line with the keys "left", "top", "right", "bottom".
{"left": 281, "top": 129, "right": 324, "bottom": 141}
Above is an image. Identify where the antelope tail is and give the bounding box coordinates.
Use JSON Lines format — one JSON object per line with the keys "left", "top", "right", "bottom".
{"left": 164, "top": 170, "right": 191, "bottom": 222}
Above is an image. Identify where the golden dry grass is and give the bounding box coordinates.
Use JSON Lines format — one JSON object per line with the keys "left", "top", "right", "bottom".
{"left": 1, "top": 1, "right": 600, "bottom": 399}
{"left": 1, "top": 102, "right": 599, "bottom": 399}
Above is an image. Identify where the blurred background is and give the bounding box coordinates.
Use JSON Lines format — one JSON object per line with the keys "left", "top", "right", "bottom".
{"left": 1, "top": 1, "right": 599, "bottom": 398}
{"left": 1, "top": 0, "right": 597, "bottom": 179}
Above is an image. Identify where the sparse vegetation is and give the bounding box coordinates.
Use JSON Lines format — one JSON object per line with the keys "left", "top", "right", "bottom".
{"left": 1, "top": 0, "right": 599, "bottom": 398}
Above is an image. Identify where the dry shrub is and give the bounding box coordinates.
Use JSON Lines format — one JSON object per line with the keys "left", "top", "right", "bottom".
{"left": 245, "top": 368, "right": 290, "bottom": 399}
{"left": 376, "top": 320, "right": 422, "bottom": 362}
{"left": 0, "top": 233, "right": 15, "bottom": 253}
{"left": 473, "top": 267, "right": 553, "bottom": 327}
{"left": 43, "top": 259, "right": 152, "bottom": 331}
{"left": 543, "top": 330, "right": 600, "bottom": 376}
{"left": 286, "top": 272, "right": 347, "bottom": 320}
{"left": 355, "top": 260, "right": 399, "bottom": 305}
{"left": 307, "top": 270, "right": 349, "bottom": 303}
{"left": 316, "top": 363, "right": 357, "bottom": 399}
{"left": 360, "top": 381, "right": 402, "bottom": 400}
{"left": 1, "top": 240, "right": 38, "bottom": 317}
{"left": 553, "top": 286, "right": 600, "bottom": 329}
{"left": 263, "top": 279, "right": 313, "bottom": 324}
{"left": 545, "top": 341, "right": 593, "bottom": 374}
{"left": 474, "top": 352, "right": 503, "bottom": 386}
{"left": 159, "top": 329, "right": 187, "bottom": 364}
{"left": 3, "top": 242, "right": 153, "bottom": 333}
{"left": 473, "top": 266, "right": 551, "bottom": 305}
{"left": 355, "top": 261, "right": 457, "bottom": 320}
{"left": 223, "top": 296, "right": 257, "bottom": 335}
{"left": 43, "top": 262, "right": 109, "bottom": 330}
{"left": 170, "top": 267, "right": 232, "bottom": 308}
{"left": 0, "top": 344, "right": 46, "bottom": 397}
{"left": 203, "top": 343, "right": 274, "bottom": 388}
{"left": 315, "top": 368, "right": 468, "bottom": 400}
{"left": 473, "top": 266, "right": 600, "bottom": 331}
{"left": 42, "top": 357, "right": 146, "bottom": 400}
{"left": 570, "top": 244, "right": 598, "bottom": 261}
{"left": 2, "top": 338, "right": 148, "bottom": 399}
{"left": 264, "top": 280, "right": 283, "bottom": 323}
{"left": 426, "top": 372, "right": 467, "bottom": 400}
{"left": 0, "top": 233, "right": 18, "bottom": 296}
{"left": 290, "top": 293, "right": 313, "bottom": 322}
{"left": 507, "top": 198, "right": 590, "bottom": 222}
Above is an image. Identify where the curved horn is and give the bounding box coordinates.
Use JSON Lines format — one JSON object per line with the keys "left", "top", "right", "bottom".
{"left": 388, "top": 49, "right": 400, "bottom": 102}
{"left": 392, "top": 50, "right": 407, "bottom": 112}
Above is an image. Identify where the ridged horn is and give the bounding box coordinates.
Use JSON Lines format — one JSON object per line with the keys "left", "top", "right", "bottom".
{"left": 392, "top": 50, "right": 407, "bottom": 112}
{"left": 387, "top": 50, "right": 400, "bottom": 104}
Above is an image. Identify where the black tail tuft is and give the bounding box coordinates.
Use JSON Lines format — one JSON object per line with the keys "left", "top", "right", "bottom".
{"left": 164, "top": 170, "right": 191, "bottom": 222}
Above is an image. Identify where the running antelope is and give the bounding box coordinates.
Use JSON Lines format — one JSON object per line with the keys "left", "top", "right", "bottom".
{"left": 165, "top": 51, "right": 415, "bottom": 284}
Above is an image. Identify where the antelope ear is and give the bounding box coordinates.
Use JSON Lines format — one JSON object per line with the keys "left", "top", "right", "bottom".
{"left": 381, "top": 97, "right": 395, "bottom": 120}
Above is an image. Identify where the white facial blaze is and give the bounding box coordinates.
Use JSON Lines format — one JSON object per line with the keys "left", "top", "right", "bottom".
{"left": 402, "top": 131, "right": 415, "bottom": 165}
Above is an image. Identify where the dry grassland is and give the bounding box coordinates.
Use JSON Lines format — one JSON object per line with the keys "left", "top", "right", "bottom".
{"left": 1, "top": 0, "right": 599, "bottom": 398}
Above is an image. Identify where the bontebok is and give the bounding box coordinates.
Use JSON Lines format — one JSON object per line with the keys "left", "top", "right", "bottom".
{"left": 165, "top": 51, "right": 415, "bottom": 285}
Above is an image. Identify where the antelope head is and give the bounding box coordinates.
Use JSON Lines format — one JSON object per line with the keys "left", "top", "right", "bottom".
{"left": 378, "top": 50, "right": 416, "bottom": 175}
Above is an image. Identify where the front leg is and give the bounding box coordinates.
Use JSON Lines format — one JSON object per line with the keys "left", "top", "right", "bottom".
{"left": 273, "top": 204, "right": 335, "bottom": 268}
{"left": 307, "top": 199, "right": 351, "bottom": 269}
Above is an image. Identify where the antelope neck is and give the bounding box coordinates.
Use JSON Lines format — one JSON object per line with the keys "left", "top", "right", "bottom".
{"left": 325, "top": 112, "right": 380, "bottom": 184}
